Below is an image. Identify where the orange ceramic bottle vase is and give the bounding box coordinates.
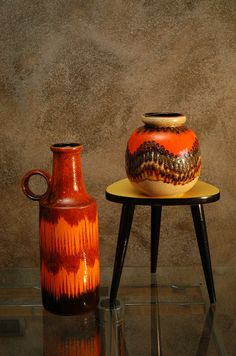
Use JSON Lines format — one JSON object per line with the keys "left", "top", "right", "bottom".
{"left": 22, "top": 143, "right": 100, "bottom": 315}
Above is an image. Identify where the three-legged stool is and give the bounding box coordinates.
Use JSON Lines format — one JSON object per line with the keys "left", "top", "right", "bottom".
{"left": 105, "top": 178, "right": 220, "bottom": 306}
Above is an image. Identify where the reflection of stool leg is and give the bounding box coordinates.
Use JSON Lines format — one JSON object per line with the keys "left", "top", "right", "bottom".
{"left": 151, "top": 206, "right": 162, "bottom": 273}
{"left": 151, "top": 274, "right": 162, "bottom": 356}
{"left": 196, "top": 306, "right": 214, "bottom": 356}
{"left": 191, "top": 204, "right": 216, "bottom": 304}
{"left": 109, "top": 204, "right": 135, "bottom": 306}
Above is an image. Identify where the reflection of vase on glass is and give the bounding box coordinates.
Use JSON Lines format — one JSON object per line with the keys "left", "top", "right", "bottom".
{"left": 43, "top": 310, "right": 100, "bottom": 356}
{"left": 22, "top": 143, "right": 100, "bottom": 315}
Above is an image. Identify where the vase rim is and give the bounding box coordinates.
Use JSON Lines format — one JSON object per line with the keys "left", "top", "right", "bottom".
{"left": 142, "top": 112, "right": 186, "bottom": 127}
{"left": 50, "top": 143, "right": 83, "bottom": 152}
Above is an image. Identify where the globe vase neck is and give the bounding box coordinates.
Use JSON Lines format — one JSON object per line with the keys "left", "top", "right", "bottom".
{"left": 142, "top": 112, "right": 186, "bottom": 128}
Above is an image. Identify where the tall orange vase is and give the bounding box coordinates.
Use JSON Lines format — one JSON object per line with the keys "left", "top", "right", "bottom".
{"left": 22, "top": 143, "right": 100, "bottom": 315}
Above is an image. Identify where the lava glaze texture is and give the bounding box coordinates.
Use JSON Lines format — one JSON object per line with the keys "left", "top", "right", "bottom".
{"left": 126, "top": 122, "right": 201, "bottom": 196}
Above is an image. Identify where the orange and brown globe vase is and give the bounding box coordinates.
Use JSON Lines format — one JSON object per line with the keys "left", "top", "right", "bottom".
{"left": 22, "top": 143, "right": 100, "bottom": 315}
{"left": 126, "top": 113, "right": 201, "bottom": 196}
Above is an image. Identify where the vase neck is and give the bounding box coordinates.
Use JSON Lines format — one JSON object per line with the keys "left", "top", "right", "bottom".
{"left": 142, "top": 112, "right": 186, "bottom": 127}
{"left": 49, "top": 144, "right": 88, "bottom": 204}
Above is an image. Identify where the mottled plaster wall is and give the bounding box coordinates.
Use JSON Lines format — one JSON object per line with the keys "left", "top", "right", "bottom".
{"left": 1, "top": 0, "right": 236, "bottom": 267}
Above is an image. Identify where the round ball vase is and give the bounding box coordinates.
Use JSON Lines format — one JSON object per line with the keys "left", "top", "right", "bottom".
{"left": 125, "top": 113, "right": 201, "bottom": 196}
{"left": 21, "top": 143, "right": 100, "bottom": 315}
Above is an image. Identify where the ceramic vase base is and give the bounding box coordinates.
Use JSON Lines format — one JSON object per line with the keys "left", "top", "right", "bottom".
{"left": 131, "top": 176, "right": 199, "bottom": 197}
{"left": 42, "top": 287, "right": 100, "bottom": 315}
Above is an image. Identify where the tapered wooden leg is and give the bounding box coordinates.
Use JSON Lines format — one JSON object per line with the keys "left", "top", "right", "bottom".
{"left": 151, "top": 206, "right": 162, "bottom": 273}
{"left": 191, "top": 204, "right": 216, "bottom": 304}
{"left": 109, "top": 204, "right": 135, "bottom": 306}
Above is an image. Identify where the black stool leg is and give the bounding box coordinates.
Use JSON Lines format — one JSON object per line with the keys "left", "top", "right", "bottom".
{"left": 109, "top": 204, "right": 135, "bottom": 306}
{"left": 151, "top": 206, "right": 162, "bottom": 273}
{"left": 191, "top": 204, "right": 216, "bottom": 304}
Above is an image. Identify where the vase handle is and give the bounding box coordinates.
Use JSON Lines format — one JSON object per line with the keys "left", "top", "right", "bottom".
{"left": 21, "top": 169, "right": 51, "bottom": 201}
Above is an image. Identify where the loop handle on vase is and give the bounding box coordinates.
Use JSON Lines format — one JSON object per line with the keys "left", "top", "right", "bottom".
{"left": 21, "top": 169, "right": 51, "bottom": 201}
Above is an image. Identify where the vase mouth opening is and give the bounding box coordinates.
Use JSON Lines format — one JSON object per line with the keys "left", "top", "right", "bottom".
{"left": 144, "top": 112, "right": 183, "bottom": 118}
{"left": 50, "top": 143, "right": 83, "bottom": 152}
{"left": 142, "top": 112, "right": 186, "bottom": 127}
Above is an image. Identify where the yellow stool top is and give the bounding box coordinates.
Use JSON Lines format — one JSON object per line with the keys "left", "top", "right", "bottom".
{"left": 105, "top": 179, "right": 220, "bottom": 206}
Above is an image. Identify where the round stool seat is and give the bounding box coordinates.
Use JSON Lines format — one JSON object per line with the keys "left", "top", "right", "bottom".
{"left": 106, "top": 178, "right": 220, "bottom": 206}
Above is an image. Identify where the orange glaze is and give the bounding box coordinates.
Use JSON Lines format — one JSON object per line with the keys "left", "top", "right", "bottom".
{"left": 40, "top": 215, "right": 100, "bottom": 300}
{"left": 41, "top": 260, "right": 100, "bottom": 300}
{"left": 127, "top": 128, "right": 197, "bottom": 156}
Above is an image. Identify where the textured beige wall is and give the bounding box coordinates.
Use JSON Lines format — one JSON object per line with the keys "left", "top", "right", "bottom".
{"left": 1, "top": 0, "right": 236, "bottom": 268}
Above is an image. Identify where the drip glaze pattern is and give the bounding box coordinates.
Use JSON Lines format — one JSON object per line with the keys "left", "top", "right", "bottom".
{"left": 40, "top": 214, "right": 100, "bottom": 300}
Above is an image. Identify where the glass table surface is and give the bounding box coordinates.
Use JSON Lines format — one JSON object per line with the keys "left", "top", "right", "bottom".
{"left": 0, "top": 268, "right": 232, "bottom": 356}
